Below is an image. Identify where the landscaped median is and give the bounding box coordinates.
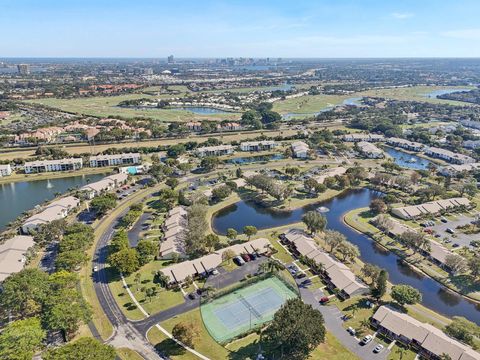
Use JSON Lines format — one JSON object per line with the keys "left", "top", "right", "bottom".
{"left": 79, "top": 183, "right": 166, "bottom": 340}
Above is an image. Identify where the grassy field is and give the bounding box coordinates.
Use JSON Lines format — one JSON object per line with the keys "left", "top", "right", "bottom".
{"left": 356, "top": 85, "right": 477, "bottom": 106}
{"left": 273, "top": 94, "right": 349, "bottom": 114}
{"left": 26, "top": 93, "right": 240, "bottom": 122}
{"left": 107, "top": 260, "right": 185, "bottom": 320}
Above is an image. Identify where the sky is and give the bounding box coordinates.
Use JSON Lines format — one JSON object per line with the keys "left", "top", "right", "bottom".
{"left": 1, "top": 0, "right": 480, "bottom": 58}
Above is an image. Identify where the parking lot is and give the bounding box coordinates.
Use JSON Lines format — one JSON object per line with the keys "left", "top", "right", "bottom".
{"left": 427, "top": 213, "right": 479, "bottom": 248}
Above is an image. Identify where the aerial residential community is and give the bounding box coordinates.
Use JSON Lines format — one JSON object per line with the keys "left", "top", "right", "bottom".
{"left": 3, "top": 1, "right": 480, "bottom": 360}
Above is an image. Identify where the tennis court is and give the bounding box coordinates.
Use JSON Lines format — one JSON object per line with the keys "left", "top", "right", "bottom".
{"left": 201, "top": 276, "right": 297, "bottom": 343}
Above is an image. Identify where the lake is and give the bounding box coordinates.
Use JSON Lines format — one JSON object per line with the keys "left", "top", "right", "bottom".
{"left": 170, "top": 106, "right": 231, "bottom": 115}
{"left": 0, "top": 173, "right": 105, "bottom": 230}
{"left": 383, "top": 146, "right": 432, "bottom": 170}
{"left": 425, "top": 88, "right": 472, "bottom": 99}
{"left": 212, "top": 188, "right": 480, "bottom": 324}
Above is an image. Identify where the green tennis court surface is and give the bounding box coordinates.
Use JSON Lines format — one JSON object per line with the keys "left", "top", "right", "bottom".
{"left": 201, "top": 276, "right": 297, "bottom": 343}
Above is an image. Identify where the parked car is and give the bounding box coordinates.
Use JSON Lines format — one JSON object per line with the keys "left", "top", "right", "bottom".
{"left": 93, "top": 266, "right": 98, "bottom": 272}
{"left": 241, "top": 253, "right": 251, "bottom": 262}
{"left": 361, "top": 335, "right": 373, "bottom": 345}
{"left": 301, "top": 279, "right": 312, "bottom": 287}
{"left": 319, "top": 297, "right": 330, "bottom": 304}
{"left": 446, "top": 228, "right": 455, "bottom": 234}
{"left": 373, "top": 344, "right": 384, "bottom": 353}
{"left": 452, "top": 243, "right": 460, "bottom": 248}
{"left": 208, "top": 268, "right": 219, "bottom": 275}
{"left": 233, "top": 256, "right": 245, "bottom": 266}
{"left": 347, "top": 327, "right": 356, "bottom": 336}
{"left": 441, "top": 217, "right": 448, "bottom": 223}
{"left": 296, "top": 273, "right": 307, "bottom": 279}
{"left": 188, "top": 292, "right": 197, "bottom": 300}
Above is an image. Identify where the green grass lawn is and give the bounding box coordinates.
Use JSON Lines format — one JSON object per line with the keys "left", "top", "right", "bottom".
{"left": 273, "top": 94, "right": 349, "bottom": 114}
{"left": 107, "top": 258, "right": 186, "bottom": 320}
{"left": 356, "top": 85, "right": 477, "bottom": 106}
{"left": 26, "top": 94, "right": 240, "bottom": 122}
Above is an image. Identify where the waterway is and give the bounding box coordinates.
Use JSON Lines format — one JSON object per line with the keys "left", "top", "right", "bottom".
{"left": 170, "top": 106, "right": 232, "bottom": 115}
{"left": 0, "top": 173, "right": 105, "bottom": 230}
{"left": 212, "top": 188, "right": 480, "bottom": 324}
{"left": 383, "top": 147, "right": 432, "bottom": 170}
{"left": 424, "top": 88, "right": 472, "bottom": 99}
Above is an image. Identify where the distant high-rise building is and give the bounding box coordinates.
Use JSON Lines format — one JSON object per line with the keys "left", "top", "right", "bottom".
{"left": 17, "top": 64, "right": 30, "bottom": 75}
{"left": 143, "top": 68, "right": 154, "bottom": 75}
{"left": 167, "top": 55, "right": 174, "bottom": 64}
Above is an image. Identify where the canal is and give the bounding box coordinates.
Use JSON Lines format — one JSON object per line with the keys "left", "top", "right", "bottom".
{"left": 0, "top": 173, "right": 105, "bottom": 230}
{"left": 212, "top": 188, "right": 480, "bottom": 324}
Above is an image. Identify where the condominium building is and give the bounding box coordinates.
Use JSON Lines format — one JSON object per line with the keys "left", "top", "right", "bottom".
{"left": 372, "top": 306, "right": 480, "bottom": 360}
{"left": 425, "top": 147, "right": 475, "bottom": 165}
{"left": 196, "top": 145, "right": 234, "bottom": 157}
{"left": 0, "top": 164, "right": 12, "bottom": 177}
{"left": 160, "top": 238, "right": 271, "bottom": 284}
{"left": 391, "top": 197, "right": 472, "bottom": 220}
{"left": 0, "top": 235, "right": 35, "bottom": 282}
{"left": 342, "top": 133, "right": 385, "bottom": 142}
{"left": 240, "top": 141, "right": 277, "bottom": 152}
{"left": 439, "top": 163, "right": 480, "bottom": 176}
{"left": 22, "top": 196, "right": 80, "bottom": 234}
{"left": 356, "top": 141, "right": 384, "bottom": 158}
{"left": 89, "top": 153, "right": 141, "bottom": 167}
{"left": 80, "top": 173, "right": 129, "bottom": 199}
{"left": 24, "top": 158, "right": 83, "bottom": 174}
{"left": 281, "top": 229, "right": 369, "bottom": 299}
{"left": 291, "top": 141, "right": 309, "bottom": 158}
{"left": 386, "top": 137, "right": 424, "bottom": 152}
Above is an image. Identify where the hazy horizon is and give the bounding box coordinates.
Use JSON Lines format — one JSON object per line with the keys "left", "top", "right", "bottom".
{"left": 2, "top": 0, "right": 480, "bottom": 58}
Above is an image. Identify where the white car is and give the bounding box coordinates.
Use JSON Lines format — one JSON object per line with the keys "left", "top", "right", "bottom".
{"left": 361, "top": 335, "right": 373, "bottom": 345}
{"left": 93, "top": 266, "right": 98, "bottom": 272}
{"left": 373, "top": 344, "right": 384, "bottom": 353}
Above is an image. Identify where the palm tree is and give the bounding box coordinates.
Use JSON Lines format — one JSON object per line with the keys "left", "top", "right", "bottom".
{"left": 260, "top": 258, "right": 285, "bottom": 273}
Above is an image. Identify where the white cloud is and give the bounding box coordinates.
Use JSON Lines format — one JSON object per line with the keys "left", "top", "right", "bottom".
{"left": 391, "top": 12, "right": 414, "bottom": 19}
{"left": 441, "top": 29, "right": 480, "bottom": 39}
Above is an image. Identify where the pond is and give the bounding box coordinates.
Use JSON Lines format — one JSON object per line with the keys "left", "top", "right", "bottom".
{"left": 225, "top": 154, "right": 285, "bottom": 165}
{"left": 383, "top": 146, "right": 433, "bottom": 170}
{"left": 424, "top": 88, "right": 472, "bottom": 99}
{"left": 170, "top": 106, "right": 231, "bottom": 115}
{"left": 212, "top": 188, "right": 480, "bottom": 324}
{"left": 0, "top": 173, "right": 105, "bottom": 230}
